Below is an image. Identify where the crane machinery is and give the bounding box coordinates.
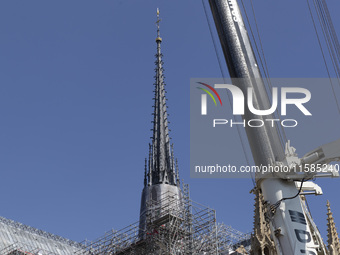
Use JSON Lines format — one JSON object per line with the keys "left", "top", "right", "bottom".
{"left": 208, "top": 0, "right": 340, "bottom": 254}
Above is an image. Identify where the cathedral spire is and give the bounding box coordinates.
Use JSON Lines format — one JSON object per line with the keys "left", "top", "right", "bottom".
{"left": 327, "top": 200, "right": 340, "bottom": 255}
{"left": 145, "top": 8, "right": 176, "bottom": 187}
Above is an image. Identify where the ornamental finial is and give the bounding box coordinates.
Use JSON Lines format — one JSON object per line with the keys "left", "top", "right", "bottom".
{"left": 156, "top": 8, "right": 162, "bottom": 42}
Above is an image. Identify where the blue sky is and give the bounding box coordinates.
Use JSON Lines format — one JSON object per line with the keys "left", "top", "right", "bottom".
{"left": 0, "top": 0, "right": 339, "bottom": 244}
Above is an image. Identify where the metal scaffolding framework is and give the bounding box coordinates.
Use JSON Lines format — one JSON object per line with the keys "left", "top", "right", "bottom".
{"left": 76, "top": 185, "right": 251, "bottom": 255}
{"left": 216, "top": 223, "right": 251, "bottom": 254}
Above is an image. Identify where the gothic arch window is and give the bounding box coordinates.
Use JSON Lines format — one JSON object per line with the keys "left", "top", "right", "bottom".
{"left": 264, "top": 246, "right": 270, "bottom": 255}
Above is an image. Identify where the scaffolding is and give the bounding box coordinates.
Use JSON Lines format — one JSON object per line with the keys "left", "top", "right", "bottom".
{"left": 216, "top": 223, "right": 251, "bottom": 254}
{"left": 77, "top": 188, "right": 216, "bottom": 254}
{"left": 76, "top": 184, "right": 251, "bottom": 255}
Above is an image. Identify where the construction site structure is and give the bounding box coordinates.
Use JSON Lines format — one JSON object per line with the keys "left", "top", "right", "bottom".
{"left": 77, "top": 182, "right": 251, "bottom": 255}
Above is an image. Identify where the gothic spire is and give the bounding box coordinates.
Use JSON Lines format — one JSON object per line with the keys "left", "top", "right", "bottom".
{"left": 145, "top": 9, "right": 177, "bottom": 187}
{"left": 250, "top": 188, "right": 277, "bottom": 255}
{"left": 327, "top": 200, "right": 340, "bottom": 255}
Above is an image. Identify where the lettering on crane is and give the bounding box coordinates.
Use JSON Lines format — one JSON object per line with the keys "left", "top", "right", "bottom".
{"left": 228, "top": 0, "right": 239, "bottom": 22}
{"left": 295, "top": 229, "right": 312, "bottom": 243}
{"left": 289, "top": 210, "right": 316, "bottom": 254}
{"left": 300, "top": 250, "right": 317, "bottom": 255}
{"left": 289, "top": 210, "right": 307, "bottom": 225}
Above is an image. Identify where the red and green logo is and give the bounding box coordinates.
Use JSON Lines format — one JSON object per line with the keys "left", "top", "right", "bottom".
{"left": 196, "top": 82, "right": 223, "bottom": 106}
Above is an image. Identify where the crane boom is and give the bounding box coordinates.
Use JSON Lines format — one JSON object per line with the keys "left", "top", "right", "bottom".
{"left": 208, "top": 0, "right": 339, "bottom": 254}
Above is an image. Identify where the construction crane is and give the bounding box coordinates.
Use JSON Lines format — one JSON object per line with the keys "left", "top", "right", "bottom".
{"left": 207, "top": 0, "right": 340, "bottom": 254}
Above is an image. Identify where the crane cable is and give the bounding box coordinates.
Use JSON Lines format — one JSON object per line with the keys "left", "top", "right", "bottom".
{"left": 307, "top": 0, "right": 340, "bottom": 115}
{"left": 313, "top": 0, "right": 340, "bottom": 82}
{"left": 316, "top": 0, "right": 340, "bottom": 78}
{"left": 320, "top": 0, "right": 340, "bottom": 65}
{"left": 270, "top": 178, "right": 305, "bottom": 214}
